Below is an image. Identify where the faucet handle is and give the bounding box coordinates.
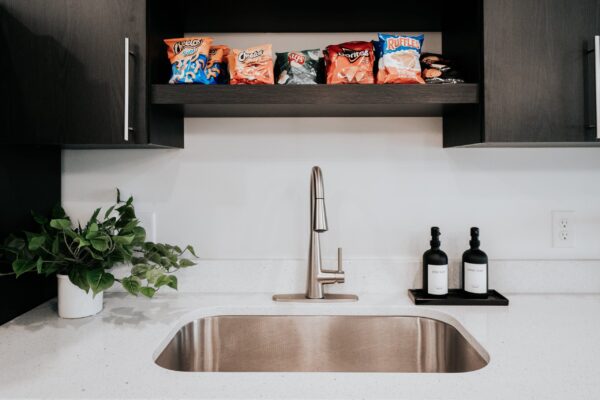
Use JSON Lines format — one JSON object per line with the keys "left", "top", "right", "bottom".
{"left": 337, "top": 247, "right": 343, "bottom": 273}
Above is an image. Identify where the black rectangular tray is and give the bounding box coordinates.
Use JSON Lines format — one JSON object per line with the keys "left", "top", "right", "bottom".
{"left": 408, "top": 289, "right": 509, "bottom": 306}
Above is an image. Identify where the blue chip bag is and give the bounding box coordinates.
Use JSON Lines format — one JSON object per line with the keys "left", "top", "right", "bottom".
{"left": 165, "top": 37, "right": 213, "bottom": 84}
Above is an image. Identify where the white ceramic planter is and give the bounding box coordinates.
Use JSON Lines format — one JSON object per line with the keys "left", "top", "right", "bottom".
{"left": 57, "top": 274, "right": 103, "bottom": 318}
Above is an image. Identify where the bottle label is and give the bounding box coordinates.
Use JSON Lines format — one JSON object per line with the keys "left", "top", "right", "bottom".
{"left": 464, "top": 262, "right": 487, "bottom": 294}
{"left": 427, "top": 264, "right": 448, "bottom": 295}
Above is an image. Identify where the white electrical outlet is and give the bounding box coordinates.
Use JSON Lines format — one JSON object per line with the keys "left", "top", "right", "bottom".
{"left": 552, "top": 210, "right": 575, "bottom": 248}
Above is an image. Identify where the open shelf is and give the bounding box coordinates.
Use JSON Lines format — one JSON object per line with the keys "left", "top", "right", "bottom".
{"left": 151, "top": 84, "right": 479, "bottom": 118}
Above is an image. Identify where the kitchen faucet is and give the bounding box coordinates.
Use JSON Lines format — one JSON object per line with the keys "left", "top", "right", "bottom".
{"left": 273, "top": 166, "right": 358, "bottom": 302}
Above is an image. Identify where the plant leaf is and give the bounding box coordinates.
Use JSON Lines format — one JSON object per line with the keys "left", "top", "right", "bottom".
{"left": 85, "top": 223, "right": 99, "bottom": 239}
{"left": 28, "top": 235, "right": 46, "bottom": 251}
{"left": 131, "top": 264, "right": 150, "bottom": 278}
{"left": 90, "top": 238, "right": 109, "bottom": 252}
{"left": 167, "top": 275, "right": 178, "bottom": 290}
{"left": 4, "top": 235, "right": 25, "bottom": 251}
{"left": 89, "top": 208, "right": 100, "bottom": 225}
{"left": 51, "top": 204, "right": 66, "bottom": 219}
{"left": 132, "top": 226, "right": 146, "bottom": 242}
{"left": 184, "top": 245, "right": 198, "bottom": 258}
{"left": 50, "top": 219, "right": 71, "bottom": 230}
{"left": 145, "top": 268, "right": 163, "bottom": 285}
{"left": 31, "top": 210, "right": 48, "bottom": 225}
{"left": 36, "top": 257, "right": 43, "bottom": 274}
{"left": 69, "top": 269, "right": 90, "bottom": 292}
{"left": 86, "top": 269, "right": 114, "bottom": 296}
{"left": 113, "top": 234, "right": 135, "bottom": 245}
{"left": 12, "top": 259, "right": 35, "bottom": 277}
{"left": 120, "top": 220, "right": 139, "bottom": 233}
{"left": 51, "top": 237, "right": 59, "bottom": 254}
{"left": 140, "top": 286, "right": 156, "bottom": 298}
{"left": 179, "top": 259, "right": 195, "bottom": 268}
{"left": 121, "top": 276, "right": 141, "bottom": 296}
{"left": 156, "top": 275, "right": 177, "bottom": 290}
{"left": 75, "top": 237, "right": 90, "bottom": 248}
{"left": 104, "top": 205, "right": 116, "bottom": 219}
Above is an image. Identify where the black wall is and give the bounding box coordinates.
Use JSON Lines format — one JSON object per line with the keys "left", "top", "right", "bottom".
{"left": 0, "top": 5, "right": 60, "bottom": 325}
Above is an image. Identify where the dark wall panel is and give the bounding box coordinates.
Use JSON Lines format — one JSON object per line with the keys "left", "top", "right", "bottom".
{"left": 0, "top": 5, "right": 61, "bottom": 325}
{"left": 0, "top": 146, "right": 61, "bottom": 325}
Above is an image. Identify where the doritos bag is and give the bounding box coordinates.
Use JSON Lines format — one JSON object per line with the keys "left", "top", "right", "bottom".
{"left": 324, "top": 41, "right": 374, "bottom": 84}
{"left": 228, "top": 44, "right": 274, "bottom": 85}
{"left": 165, "top": 37, "right": 213, "bottom": 84}
{"left": 205, "top": 45, "right": 230, "bottom": 85}
{"left": 376, "top": 33, "right": 425, "bottom": 84}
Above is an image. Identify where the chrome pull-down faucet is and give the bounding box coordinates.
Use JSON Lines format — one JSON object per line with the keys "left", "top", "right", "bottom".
{"left": 306, "top": 166, "right": 345, "bottom": 299}
{"left": 273, "top": 167, "right": 358, "bottom": 303}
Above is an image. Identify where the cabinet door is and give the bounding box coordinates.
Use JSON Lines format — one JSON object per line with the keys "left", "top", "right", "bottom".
{"left": 0, "top": 0, "right": 147, "bottom": 146}
{"left": 484, "top": 0, "right": 600, "bottom": 144}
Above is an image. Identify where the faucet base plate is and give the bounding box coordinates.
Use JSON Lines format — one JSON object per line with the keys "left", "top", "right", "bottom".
{"left": 272, "top": 293, "right": 359, "bottom": 303}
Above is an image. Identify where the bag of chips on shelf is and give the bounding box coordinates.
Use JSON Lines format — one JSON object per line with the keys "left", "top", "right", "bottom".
{"left": 164, "top": 37, "right": 213, "bottom": 84}
{"left": 420, "top": 53, "right": 464, "bottom": 84}
{"left": 323, "top": 41, "right": 375, "bottom": 84}
{"left": 204, "top": 45, "right": 230, "bottom": 84}
{"left": 376, "top": 33, "right": 425, "bottom": 84}
{"left": 275, "top": 49, "right": 320, "bottom": 84}
{"left": 228, "top": 44, "right": 275, "bottom": 85}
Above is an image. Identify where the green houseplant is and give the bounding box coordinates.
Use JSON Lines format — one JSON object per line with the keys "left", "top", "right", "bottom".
{"left": 0, "top": 190, "right": 197, "bottom": 318}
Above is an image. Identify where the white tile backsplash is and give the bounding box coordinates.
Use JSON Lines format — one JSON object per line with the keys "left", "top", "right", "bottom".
{"left": 106, "top": 258, "right": 600, "bottom": 294}
{"left": 62, "top": 116, "right": 600, "bottom": 294}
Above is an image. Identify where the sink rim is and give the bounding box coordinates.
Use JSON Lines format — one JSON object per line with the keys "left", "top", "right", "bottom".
{"left": 152, "top": 311, "right": 490, "bottom": 373}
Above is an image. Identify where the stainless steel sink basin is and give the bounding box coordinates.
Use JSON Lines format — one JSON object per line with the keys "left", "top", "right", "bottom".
{"left": 155, "top": 315, "right": 488, "bottom": 373}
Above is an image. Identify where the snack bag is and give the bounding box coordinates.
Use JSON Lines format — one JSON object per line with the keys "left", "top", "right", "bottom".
{"left": 164, "top": 37, "right": 213, "bottom": 84}
{"left": 205, "top": 45, "right": 230, "bottom": 85}
{"left": 276, "top": 49, "right": 320, "bottom": 85}
{"left": 228, "top": 44, "right": 274, "bottom": 85}
{"left": 420, "top": 53, "right": 464, "bottom": 84}
{"left": 376, "top": 33, "right": 425, "bottom": 84}
{"left": 324, "top": 41, "right": 374, "bottom": 84}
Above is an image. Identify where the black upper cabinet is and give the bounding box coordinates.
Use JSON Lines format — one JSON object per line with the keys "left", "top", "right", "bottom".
{"left": 448, "top": 0, "right": 600, "bottom": 146}
{"left": 484, "top": 0, "right": 600, "bottom": 145}
{"left": 0, "top": 0, "right": 182, "bottom": 148}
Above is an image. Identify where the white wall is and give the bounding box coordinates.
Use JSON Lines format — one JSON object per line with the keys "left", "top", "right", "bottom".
{"left": 62, "top": 117, "right": 600, "bottom": 263}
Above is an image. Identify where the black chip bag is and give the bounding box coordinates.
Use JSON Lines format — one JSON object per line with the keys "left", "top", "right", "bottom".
{"left": 420, "top": 53, "right": 464, "bottom": 84}
{"left": 276, "top": 49, "right": 320, "bottom": 85}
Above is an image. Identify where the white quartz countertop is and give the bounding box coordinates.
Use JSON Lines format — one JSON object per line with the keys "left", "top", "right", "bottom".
{"left": 1, "top": 292, "right": 599, "bottom": 400}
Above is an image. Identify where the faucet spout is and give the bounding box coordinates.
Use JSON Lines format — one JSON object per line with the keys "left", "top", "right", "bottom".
{"left": 311, "top": 167, "right": 328, "bottom": 232}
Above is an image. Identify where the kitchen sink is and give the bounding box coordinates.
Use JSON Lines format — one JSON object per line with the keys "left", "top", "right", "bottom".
{"left": 154, "top": 315, "right": 488, "bottom": 373}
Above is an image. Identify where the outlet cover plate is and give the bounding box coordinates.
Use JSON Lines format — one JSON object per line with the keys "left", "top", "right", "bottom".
{"left": 552, "top": 210, "right": 575, "bottom": 248}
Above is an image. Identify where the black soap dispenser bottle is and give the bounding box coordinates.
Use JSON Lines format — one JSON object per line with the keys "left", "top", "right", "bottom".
{"left": 423, "top": 227, "right": 448, "bottom": 297}
{"left": 462, "top": 227, "right": 489, "bottom": 298}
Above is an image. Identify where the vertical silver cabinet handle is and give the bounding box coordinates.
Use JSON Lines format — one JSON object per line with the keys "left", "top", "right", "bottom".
{"left": 595, "top": 36, "right": 600, "bottom": 139}
{"left": 124, "top": 37, "right": 134, "bottom": 142}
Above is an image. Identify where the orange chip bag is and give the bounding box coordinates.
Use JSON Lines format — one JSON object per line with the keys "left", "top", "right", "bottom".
{"left": 228, "top": 44, "right": 274, "bottom": 85}
{"left": 324, "top": 41, "right": 374, "bottom": 84}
